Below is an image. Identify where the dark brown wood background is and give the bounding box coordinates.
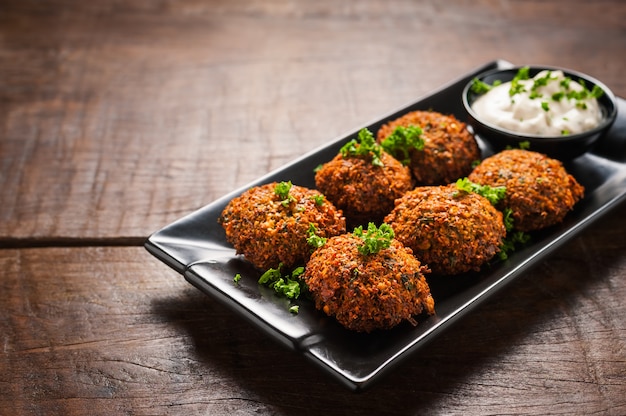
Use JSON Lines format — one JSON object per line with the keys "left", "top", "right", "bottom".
{"left": 1, "top": 0, "right": 625, "bottom": 414}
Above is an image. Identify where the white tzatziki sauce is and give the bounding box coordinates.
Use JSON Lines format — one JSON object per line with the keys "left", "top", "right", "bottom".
{"left": 472, "top": 70, "right": 603, "bottom": 136}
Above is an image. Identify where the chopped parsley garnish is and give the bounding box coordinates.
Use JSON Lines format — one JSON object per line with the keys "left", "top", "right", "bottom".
{"left": 552, "top": 91, "right": 565, "bottom": 101}
{"left": 289, "top": 305, "right": 299, "bottom": 314}
{"left": 502, "top": 207, "right": 515, "bottom": 231}
{"left": 532, "top": 70, "right": 554, "bottom": 90}
{"left": 258, "top": 263, "right": 305, "bottom": 300}
{"left": 353, "top": 222, "right": 395, "bottom": 256}
{"left": 505, "top": 140, "right": 531, "bottom": 151}
{"left": 454, "top": 177, "right": 506, "bottom": 206}
{"left": 470, "top": 77, "right": 501, "bottom": 94}
{"left": 471, "top": 67, "right": 604, "bottom": 117}
{"left": 306, "top": 223, "right": 327, "bottom": 249}
{"left": 310, "top": 194, "right": 325, "bottom": 206}
{"left": 233, "top": 273, "right": 242, "bottom": 283}
{"left": 340, "top": 128, "right": 384, "bottom": 167}
{"left": 499, "top": 230, "right": 531, "bottom": 260}
{"left": 498, "top": 208, "right": 531, "bottom": 260}
{"left": 509, "top": 66, "right": 530, "bottom": 97}
{"left": 562, "top": 80, "right": 603, "bottom": 103}
{"left": 274, "top": 181, "right": 296, "bottom": 207}
{"left": 380, "top": 125, "right": 424, "bottom": 165}
{"left": 509, "top": 82, "right": 526, "bottom": 97}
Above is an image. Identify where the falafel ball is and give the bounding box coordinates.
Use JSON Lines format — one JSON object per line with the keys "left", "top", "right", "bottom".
{"left": 384, "top": 184, "right": 506, "bottom": 276}
{"left": 315, "top": 144, "right": 413, "bottom": 226}
{"left": 468, "top": 149, "right": 584, "bottom": 232}
{"left": 377, "top": 110, "right": 481, "bottom": 185}
{"left": 218, "top": 182, "right": 346, "bottom": 270}
{"left": 303, "top": 231, "right": 435, "bottom": 333}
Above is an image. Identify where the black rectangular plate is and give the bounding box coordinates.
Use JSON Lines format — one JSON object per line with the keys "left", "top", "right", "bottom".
{"left": 145, "top": 60, "right": 626, "bottom": 391}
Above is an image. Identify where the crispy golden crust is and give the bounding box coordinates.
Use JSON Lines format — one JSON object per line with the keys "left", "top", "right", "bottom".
{"left": 384, "top": 184, "right": 506, "bottom": 276}
{"left": 377, "top": 110, "right": 481, "bottom": 185}
{"left": 303, "top": 235, "right": 435, "bottom": 333}
{"left": 218, "top": 182, "right": 346, "bottom": 270}
{"left": 468, "top": 149, "right": 584, "bottom": 232}
{"left": 314, "top": 151, "right": 413, "bottom": 226}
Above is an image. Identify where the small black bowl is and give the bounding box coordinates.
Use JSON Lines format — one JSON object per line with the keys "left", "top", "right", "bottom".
{"left": 462, "top": 65, "right": 618, "bottom": 160}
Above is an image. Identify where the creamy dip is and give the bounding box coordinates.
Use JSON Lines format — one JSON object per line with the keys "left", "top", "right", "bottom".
{"left": 472, "top": 69, "right": 603, "bottom": 136}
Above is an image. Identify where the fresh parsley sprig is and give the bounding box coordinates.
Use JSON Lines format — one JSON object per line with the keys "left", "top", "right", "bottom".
{"left": 274, "top": 181, "right": 296, "bottom": 207}
{"left": 497, "top": 208, "right": 532, "bottom": 260}
{"left": 258, "top": 263, "right": 305, "bottom": 301}
{"left": 509, "top": 66, "right": 530, "bottom": 97}
{"left": 454, "top": 177, "right": 506, "bottom": 206}
{"left": 306, "top": 223, "right": 327, "bottom": 249}
{"left": 471, "top": 77, "right": 501, "bottom": 94}
{"left": 353, "top": 222, "right": 395, "bottom": 256}
{"left": 340, "top": 128, "right": 384, "bottom": 167}
{"left": 380, "top": 125, "right": 424, "bottom": 165}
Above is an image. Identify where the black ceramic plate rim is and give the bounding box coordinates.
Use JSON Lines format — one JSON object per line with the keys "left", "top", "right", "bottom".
{"left": 145, "top": 60, "right": 626, "bottom": 391}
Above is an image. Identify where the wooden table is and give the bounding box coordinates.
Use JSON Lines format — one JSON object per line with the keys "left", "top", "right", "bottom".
{"left": 2, "top": 1, "right": 625, "bottom": 414}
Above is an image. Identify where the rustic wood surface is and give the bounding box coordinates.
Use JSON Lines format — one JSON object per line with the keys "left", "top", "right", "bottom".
{"left": 1, "top": 0, "right": 625, "bottom": 414}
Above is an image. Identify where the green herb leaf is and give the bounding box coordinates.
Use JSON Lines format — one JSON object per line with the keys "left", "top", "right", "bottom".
{"left": 353, "top": 223, "right": 395, "bottom": 256}
{"left": 340, "top": 128, "right": 384, "bottom": 167}
{"left": 502, "top": 208, "right": 515, "bottom": 232}
{"left": 471, "top": 78, "right": 502, "bottom": 94}
{"left": 291, "top": 266, "right": 305, "bottom": 279}
{"left": 274, "top": 181, "right": 296, "bottom": 207}
{"left": 272, "top": 277, "right": 301, "bottom": 299}
{"left": 258, "top": 263, "right": 304, "bottom": 300}
{"left": 498, "top": 230, "right": 531, "bottom": 260}
{"left": 470, "top": 78, "right": 494, "bottom": 94}
{"left": 258, "top": 264, "right": 283, "bottom": 286}
{"left": 380, "top": 125, "right": 424, "bottom": 165}
{"left": 552, "top": 91, "right": 565, "bottom": 101}
{"left": 497, "top": 208, "right": 531, "bottom": 260}
{"left": 590, "top": 84, "right": 604, "bottom": 99}
{"left": 306, "top": 223, "right": 327, "bottom": 249}
{"left": 509, "top": 82, "right": 526, "bottom": 96}
{"left": 455, "top": 178, "right": 506, "bottom": 206}
{"left": 233, "top": 273, "right": 242, "bottom": 283}
{"left": 532, "top": 70, "right": 554, "bottom": 90}
{"left": 509, "top": 66, "right": 530, "bottom": 97}
{"left": 310, "top": 194, "right": 325, "bottom": 206}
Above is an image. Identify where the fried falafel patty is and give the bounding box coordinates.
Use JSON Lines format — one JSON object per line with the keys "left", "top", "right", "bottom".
{"left": 303, "top": 234, "right": 435, "bottom": 333}
{"left": 468, "top": 149, "right": 584, "bottom": 232}
{"left": 315, "top": 151, "right": 413, "bottom": 226}
{"left": 384, "top": 184, "right": 506, "bottom": 276}
{"left": 377, "top": 110, "right": 481, "bottom": 185}
{"left": 218, "top": 182, "right": 346, "bottom": 270}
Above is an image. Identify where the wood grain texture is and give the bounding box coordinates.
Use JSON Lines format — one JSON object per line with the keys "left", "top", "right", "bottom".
{"left": 1, "top": 1, "right": 625, "bottom": 414}
{"left": 1, "top": 204, "right": 625, "bottom": 415}
{"left": 1, "top": 0, "right": 625, "bottom": 239}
